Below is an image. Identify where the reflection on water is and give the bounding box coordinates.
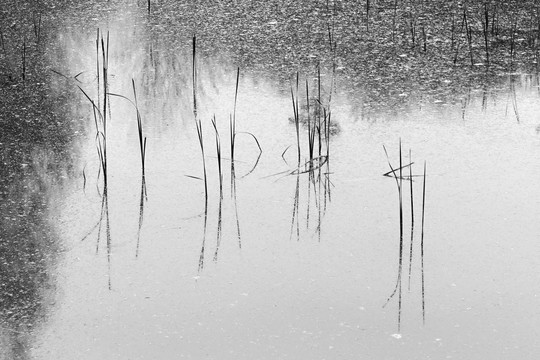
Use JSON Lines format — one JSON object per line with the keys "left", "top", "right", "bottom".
{"left": 4, "top": 0, "right": 540, "bottom": 359}
{"left": 382, "top": 144, "right": 427, "bottom": 333}
{"left": 0, "top": 71, "right": 82, "bottom": 358}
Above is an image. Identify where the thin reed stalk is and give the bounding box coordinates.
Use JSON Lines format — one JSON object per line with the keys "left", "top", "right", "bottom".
{"left": 306, "top": 80, "right": 315, "bottom": 162}
{"left": 290, "top": 73, "right": 300, "bottom": 163}
{"left": 96, "top": 29, "right": 100, "bottom": 108}
{"left": 192, "top": 36, "right": 197, "bottom": 118}
{"left": 230, "top": 67, "right": 240, "bottom": 165}
{"left": 132, "top": 79, "right": 147, "bottom": 177}
{"left": 101, "top": 31, "right": 110, "bottom": 188}
{"left": 211, "top": 115, "right": 223, "bottom": 192}
{"left": 407, "top": 150, "right": 414, "bottom": 291}
{"left": 195, "top": 119, "right": 208, "bottom": 207}
{"left": 22, "top": 37, "right": 26, "bottom": 82}
{"left": 482, "top": 3, "right": 490, "bottom": 66}
{"left": 382, "top": 141, "right": 405, "bottom": 310}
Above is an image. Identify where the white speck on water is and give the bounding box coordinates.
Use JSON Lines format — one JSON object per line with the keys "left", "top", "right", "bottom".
{"left": 391, "top": 334, "right": 402, "bottom": 339}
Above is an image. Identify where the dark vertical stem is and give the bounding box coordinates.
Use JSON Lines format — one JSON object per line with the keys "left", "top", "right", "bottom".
{"left": 133, "top": 79, "right": 146, "bottom": 178}
{"left": 366, "top": 0, "right": 370, "bottom": 32}
{"left": 318, "top": 65, "right": 322, "bottom": 158}
{"left": 483, "top": 2, "right": 490, "bottom": 66}
{"left": 231, "top": 67, "right": 239, "bottom": 165}
{"left": 211, "top": 115, "right": 223, "bottom": 192}
{"left": 291, "top": 73, "right": 300, "bottom": 164}
{"left": 147, "top": 0, "right": 151, "bottom": 14}
{"left": 101, "top": 32, "right": 109, "bottom": 189}
{"left": 96, "top": 29, "right": 100, "bottom": 109}
{"left": 306, "top": 80, "right": 313, "bottom": 162}
{"left": 382, "top": 143, "right": 405, "bottom": 310}
{"left": 192, "top": 35, "right": 197, "bottom": 118}
{"left": 407, "top": 150, "right": 414, "bottom": 291}
{"left": 196, "top": 119, "right": 208, "bottom": 208}
{"left": 22, "top": 37, "right": 26, "bottom": 82}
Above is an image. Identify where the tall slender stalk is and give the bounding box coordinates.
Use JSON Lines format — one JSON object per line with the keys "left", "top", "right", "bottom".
{"left": 192, "top": 35, "right": 197, "bottom": 118}
{"left": 22, "top": 37, "right": 26, "bottom": 82}
{"left": 407, "top": 150, "right": 414, "bottom": 291}
{"left": 101, "top": 31, "right": 110, "bottom": 188}
{"left": 195, "top": 119, "right": 208, "bottom": 207}
{"left": 96, "top": 28, "right": 100, "bottom": 109}
{"left": 132, "top": 79, "right": 147, "bottom": 177}
{"left": 382, "top": 141, "right": 404, "bottom": 316}
{"left": 230, "top": 67, "right": 240, "bottom": 165}
{"left": 482, "top": 3, "right": 490, "bottom": 66}
{"left": 290, "top": 73, "right": 300, "bottom": 164}
{"left": 211, "top": 115, "right": 223, "bottom": 193}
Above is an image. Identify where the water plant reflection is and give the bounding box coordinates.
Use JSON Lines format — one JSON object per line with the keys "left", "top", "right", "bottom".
{"left": 383, "top": 142, "right": 427, "bottom": 332}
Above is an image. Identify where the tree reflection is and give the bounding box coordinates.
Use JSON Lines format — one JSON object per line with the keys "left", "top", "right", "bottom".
{"left": 0, "top": 55, "right": 82, "bottom": 360}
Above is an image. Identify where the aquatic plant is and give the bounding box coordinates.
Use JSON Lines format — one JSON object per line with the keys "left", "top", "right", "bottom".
{"left": 21, "top": 37, "right": 26, "bottom": 82}
{"left": 420, "top": 161, "right": 427, "bottom": 324}
{"left": 192, "top": 35, "right": 197, "bottom": 118}
{"left": 132, "top": 80, "right": 147, "bottom": 177}
{"left": 382, "top": 141, "right": 405, "bottom": 331}
{"left": 290, "top": 73, "right": 300, "bottom": 164}
{"left": 382, "top": 142, "right": 428, "bottom": 330}
{"left": 211, "top": 115, "right": 223, "bottom": 193}
{"left": 230, "top": 67, "right": 239, "bottom": 166}
{"left": 407, "top": 150, "right": 414, "bottom": 290}
{"left": 195, "top": 118, "right": 208, "bottom": 207}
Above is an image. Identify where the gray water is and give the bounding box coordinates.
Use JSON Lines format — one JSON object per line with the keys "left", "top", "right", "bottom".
{"left": 3, "top": 1, "right": 540, "bottom": 359}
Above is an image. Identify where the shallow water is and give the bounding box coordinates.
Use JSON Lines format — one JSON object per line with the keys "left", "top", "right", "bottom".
{"left": 3, "top": 1, "right": 540, "bottom": 359}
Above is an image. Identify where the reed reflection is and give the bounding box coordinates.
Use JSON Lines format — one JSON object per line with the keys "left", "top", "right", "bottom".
{"left": 382, "top": 142, "right": 427, "bottom": 332}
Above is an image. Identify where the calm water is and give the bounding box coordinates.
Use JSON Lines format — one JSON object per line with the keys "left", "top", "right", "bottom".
{"left": 3, "top": 1, "right": 540, "bottom": 359}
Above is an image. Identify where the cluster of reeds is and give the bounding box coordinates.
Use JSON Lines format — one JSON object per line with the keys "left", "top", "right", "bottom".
{"left": 76, "top": 29, "right": 110, "bottom": 190}
{"left": 289, "top": 68, "right": 333, "bottom": 170}
{"left": 286, "top": 67, "right": 334, "bottom": 241}
{"left": 382, "top": 140, "right": 427, "bottom": 330}
{"left": 190, "top": 37, "right": 262, "bottom": 271}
